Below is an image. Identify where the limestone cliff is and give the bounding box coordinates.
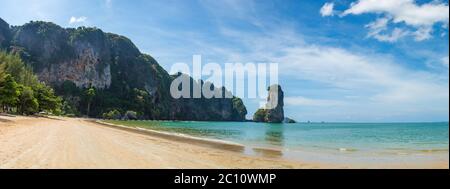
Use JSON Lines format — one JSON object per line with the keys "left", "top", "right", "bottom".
{"left": 253, "top": 84, "right": 284, "bottom": 123}
{"left": 0, "top": 18, "right": 247, "bottom": 121}
{"left": 0, "top": 18, "right": 11, "bottom": 49}
{"left": 10, "top": 22, "right": 112, "bottom": 89}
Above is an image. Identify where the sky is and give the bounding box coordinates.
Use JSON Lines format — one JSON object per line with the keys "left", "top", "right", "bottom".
{"left": 0, "top": 0, "right": 448, "bottom": 122}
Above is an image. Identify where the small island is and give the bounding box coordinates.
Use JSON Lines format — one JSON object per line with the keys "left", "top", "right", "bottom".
{"left": 252, "top": 85, "right": 296, "bottom": 123}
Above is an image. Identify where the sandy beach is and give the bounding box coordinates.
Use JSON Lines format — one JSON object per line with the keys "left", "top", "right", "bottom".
{"left": 0, "top": 115, "right": 319, "bottom": 169}
{"left": 0, "top": 115, "right": 447, "bottom": 169}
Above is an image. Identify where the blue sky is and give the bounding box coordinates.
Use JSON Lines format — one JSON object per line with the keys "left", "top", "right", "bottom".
{"left": 0, "top": 0, "right": 448, "bottom": 122}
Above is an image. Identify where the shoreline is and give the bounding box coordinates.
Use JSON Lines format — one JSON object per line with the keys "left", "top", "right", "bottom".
{"left": 91, "top": 119, "right": 450, "bottom": 169}
{"left": 95, "top": 120, "right": 297, "bottom": 160}
{"left": 0, "top": 115, "right": 448, "bottom": 169}
{"left": 94, "top": 120, "right": 247, "bottom": 153}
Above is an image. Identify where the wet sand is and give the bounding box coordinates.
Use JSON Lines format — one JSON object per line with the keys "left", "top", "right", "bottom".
{"left": 0, "top": 115, "right": 447, "bottom": 169}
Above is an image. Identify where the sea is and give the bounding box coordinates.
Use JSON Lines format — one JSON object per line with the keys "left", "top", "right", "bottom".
{"left": 106, "top": 120, "right": 449, "bottom": 165}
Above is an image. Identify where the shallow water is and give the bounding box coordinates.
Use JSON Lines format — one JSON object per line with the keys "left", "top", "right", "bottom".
{"left": 105, "top": 120, "right": 449, "bottom": 159}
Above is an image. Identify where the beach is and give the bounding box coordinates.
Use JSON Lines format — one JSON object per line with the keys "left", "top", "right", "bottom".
{"left": 0, "top": 115, "right": 447, "bottom": 169}
{"left": 0, "top": 115, "right": 318, "bottom": 169}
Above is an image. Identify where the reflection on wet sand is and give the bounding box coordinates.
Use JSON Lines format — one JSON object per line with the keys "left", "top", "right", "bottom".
{"left": 252, "top": 147, "right": 283, "bottom": 158}
{"left": 264, "top": 125, "right": 285, "bottom": 147}
{"left": 249, "top": 125, "right": 286, "bottom": 158}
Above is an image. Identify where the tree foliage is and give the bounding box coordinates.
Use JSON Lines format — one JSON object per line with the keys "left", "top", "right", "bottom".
{"left": 0, "top": 74, "right": 19, "bottom": 111}
{"left": 102, "top": 109, "right": 121, "bottom": 120}
{"left": 0, "top": 51, "right": 61, "bottom": 115}
{"left": 33, "top": 82, "right": 62, "bottom": 113}
{"left": 17, "top": 85, "right": 38, "bottom": 115}
{"left": 85, "top": 87, "right": 96, "bottom": 117}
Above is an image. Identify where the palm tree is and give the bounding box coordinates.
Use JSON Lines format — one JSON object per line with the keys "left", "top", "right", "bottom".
{"left": 85, "top": 87, "right": 95, "bottom": 117}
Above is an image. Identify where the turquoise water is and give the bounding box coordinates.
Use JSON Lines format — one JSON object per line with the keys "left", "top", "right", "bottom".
{"left": 108, "top": 121, "right": 449, "bottom": 156}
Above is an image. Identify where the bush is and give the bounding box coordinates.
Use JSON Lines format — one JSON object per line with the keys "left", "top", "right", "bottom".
{"left": 123, "top": 110, "right": 137, "bottom": 120}
{"left": 102, "top": 109, "right": 122, "bottom": 120}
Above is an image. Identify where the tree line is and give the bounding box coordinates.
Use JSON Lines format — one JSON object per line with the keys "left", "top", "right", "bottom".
{"left": 0, "top": 51, "right": 62, "bottom": 115}
{"left": 0, "top": 51, "right": 134, "bottom": 119}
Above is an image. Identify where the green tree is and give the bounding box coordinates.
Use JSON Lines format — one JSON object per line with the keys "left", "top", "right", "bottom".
{"left": 21, "top": 65, "right": 39, "bottom": 87}
{"left": 33, "top": 83, "right": 62, "bottom": 113}
{"left": 85, "top": 87, "right": 96, "bottom": 117}
{"left": 0, "top": 74, "right": 20, "bottom": 112}
{"left": 0, "top": 52, "right": 27, "bottom": 84}
{"left": 1, "top": 51, "right": 62, "bottom": 115}
{"left": 17, "top": 85, "right": 39, "bottom": 115}
{"left": 61, "top": 100, "right": 79, "bottom": 117}
{"left": 0, "top": 62, "right": 5, "bottom": 82}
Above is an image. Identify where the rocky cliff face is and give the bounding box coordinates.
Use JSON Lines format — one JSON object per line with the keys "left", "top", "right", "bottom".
{"left": 253, "top": 84, "right": 284, "bottom": 123}
{"left": 169, "top": 73, "right": 247, "bottom": 121}
{"left": 0, "top": 18, "right": 11, "bottom": 48}
{"left": 10, "top": 22, "right": 112, "bottom": 89}
{"left": 0, "top": 18, "right": 247, "bottom": 121}
{"left": 266, "top": 85, "right": 284, "bottom": 123}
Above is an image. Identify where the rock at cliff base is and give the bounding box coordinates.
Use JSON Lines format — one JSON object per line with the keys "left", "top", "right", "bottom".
{"left": 283, "top": 117, "right": 297, "bottom": 123}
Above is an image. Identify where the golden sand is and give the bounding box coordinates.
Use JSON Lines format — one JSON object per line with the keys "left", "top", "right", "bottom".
{"left": 0, "top": 115, "right": 447, "bottom": 169}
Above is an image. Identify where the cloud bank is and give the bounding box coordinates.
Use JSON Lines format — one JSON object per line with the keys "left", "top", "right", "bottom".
{"left": 69, "top": 16, "right": 87, "bottom": 24}
{"left": 323, "top": 0, "right": 449, "bottom": 42}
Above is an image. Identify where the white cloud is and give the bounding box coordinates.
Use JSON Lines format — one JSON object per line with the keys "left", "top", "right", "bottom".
{"left": 366, "top": 17, "right": 390, "bottom": 32}
{"left": 138, "top": 1, "right": 448, "bottom": 121}
{"left": 341, "top": 0, "right": 449, "bottom": 26}
{"left": 365, "top": 17, "right": 409, "bottom": 42}
{"left": 215, "top": 27, "right": 448, "bottom": 119}
{"left": 285, "top": 96, "right": 345, "bottom": 107}
{"left": 338, "top": 0, "right": 449, "bottom": 42}
{"left": 274, "top": 44, "right": 448, "bottom": 120}
{"left": 413, "top": 26, "right": 433, "bottom": 41}
{"left": 320, "top": 2, "right": 335, "bottom": 17}
{"left": 69, "top": 16, "right": 87, "bottom": 24}
{"left": 366, "top": 17, "right": 410, "bottom": 42}
{"left": 423, "top": 54, "right": 450, "bottom": 71}
{"left": 374, "top": 28, "right": 409, "bottom": 42}
{"left": 442, "top": 56, "right": 449, "bottom": 68}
